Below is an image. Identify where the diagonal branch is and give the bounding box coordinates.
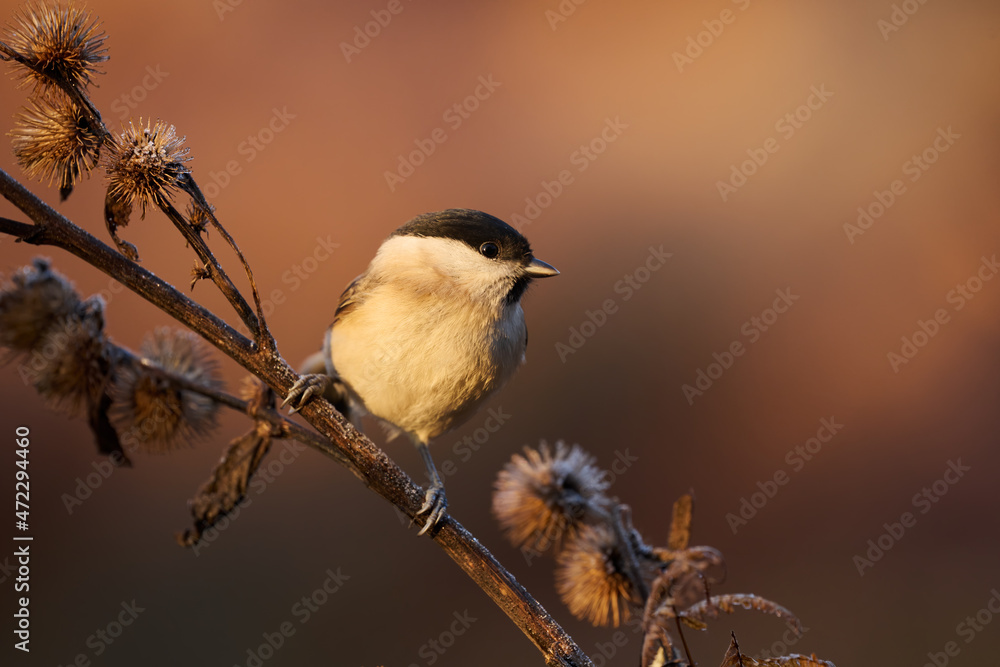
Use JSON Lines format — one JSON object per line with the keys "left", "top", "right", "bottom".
{"left": 181, "top": 175, "right": 275, "bottom": 353}
{"left": 159, "top": 199, "right": 260, "bottom": 339}
{"left": 0, "top": 164, "right": 594, "bottom": 666}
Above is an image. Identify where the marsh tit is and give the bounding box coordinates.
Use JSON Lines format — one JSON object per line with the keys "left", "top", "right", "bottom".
{"left": 283, "top": 209, "right": 558, "bottom": 534}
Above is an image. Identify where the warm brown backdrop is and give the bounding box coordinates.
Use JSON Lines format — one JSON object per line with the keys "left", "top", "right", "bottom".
{"left": 2, "top": 1, "right": 999, "bottom": 665}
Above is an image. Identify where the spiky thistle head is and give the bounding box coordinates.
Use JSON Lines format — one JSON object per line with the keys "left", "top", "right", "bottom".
{"left": 110, "top": 328, "right": 221, "bottom": 452}
{"left": 21, "top": 296, "right": 109, "bottom": 416}
{"left": 104, "top": 118, "right": 190, "bottom": 217}
{"left": 3, "top": 2, "right": 108, "bottom": 93}
{"left": 11, "top": 96, "right": 101, "bottom": 198}
{"left": 493, "top": 441, "right": 612, "bottom": 555}
{"left": 0, "top": 257, "right": 83, "bottom": 353}
{"left": 556, "top": 524, "right": 639, "bottom": 627}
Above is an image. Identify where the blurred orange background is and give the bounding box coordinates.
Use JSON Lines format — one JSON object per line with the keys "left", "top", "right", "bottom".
{"left": 2, "top": 0, "right": 1000, "bottom": 665}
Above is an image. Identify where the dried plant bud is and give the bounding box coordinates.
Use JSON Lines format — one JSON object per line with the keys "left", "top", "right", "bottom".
{"left": 3, "top": 2, "right": 107, "bottom": 94}
{"left": 103, "top": 188, "right": 138, "bottom": 259}
{"left": 238, "top": 375, "right": 263, "bottom": 402}
{"left": 0, "top": 257, "right": 82, "bottom": 352}
{"left": 11, "top": 97, "right": 101, "bottom": 199}
{"left": 556, "top": 524, "right": 638, "bottom": 627}
{"left": 188, "top": 201, "right": 211, "bottom": 235}
{"left": 493, "top": 441, "right": 611, "bottom": 555}
{"left": 21, "top": 296, "right": 108, "bottom": 416}
{"left": 104, "top": 118, "right": 190, "bottom": 218}
{"left": 110, "top": 328, "right": 221, "bottom": 452}
{"left": 190, "top": 262, "right": 211, "bottom": 289}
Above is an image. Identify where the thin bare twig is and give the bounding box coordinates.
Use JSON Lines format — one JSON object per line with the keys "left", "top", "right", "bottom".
{"left": 158, "top": 199, "right": 260, "bottom": 339}
{"left": 181, "top": 175, "right": 275, "bottom": 353}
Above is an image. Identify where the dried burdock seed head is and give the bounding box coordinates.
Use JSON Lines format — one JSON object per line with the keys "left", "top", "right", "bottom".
{"left": 104, "top": 118, "right": 190, "bottom": 218}
{"left": 0, "top": 257, "right": 82, "bottom": 353}
{"left": 11, "top": 97, "right": 101, "bottom": 199}
{"left": 187, "top": 200, "right": 211, "bottom": 235}
{"left": 110, "top": 328, "right": 221, "bottom": 452}
{"left": 23, "top": 296, "right": 108, "bottom": 416}
{"left": 238, "top": 375, "right": 263, "bottom": 402}
{"left": 3, "top": 2, "right": 108, "bottom": 93}
{"left": 556, "top": 525, "right": 638, "bottom": 627}
{"left": 493, "top": 441, "right": 611, "bottom": 554}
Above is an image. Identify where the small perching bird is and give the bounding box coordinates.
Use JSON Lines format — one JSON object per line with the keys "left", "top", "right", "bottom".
{"left": 283, "top": 209, "right": 558, "bottom": 534}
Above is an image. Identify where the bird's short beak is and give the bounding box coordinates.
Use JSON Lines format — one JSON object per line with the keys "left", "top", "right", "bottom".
{"left": 524, "top": 257, "right": 559, "bottom": 278}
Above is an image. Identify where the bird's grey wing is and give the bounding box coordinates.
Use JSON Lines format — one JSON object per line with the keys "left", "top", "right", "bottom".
{"left": 323, "top": 273, "right": 377, "bottom": 430}
{"left": 333, "top": 273, "right": 367, "bottom": 325}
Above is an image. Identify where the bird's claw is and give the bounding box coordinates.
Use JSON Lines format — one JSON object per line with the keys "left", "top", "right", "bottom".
{"left": 416, "top": 482, "right": 448, "bottom": 536}
{"left": 281, "top": 374, "right": 331, "bottom": 413}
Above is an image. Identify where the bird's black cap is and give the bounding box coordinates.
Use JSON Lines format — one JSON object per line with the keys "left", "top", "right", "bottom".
{"left": 392, "top": 209, "right": 533, "bottom": 263}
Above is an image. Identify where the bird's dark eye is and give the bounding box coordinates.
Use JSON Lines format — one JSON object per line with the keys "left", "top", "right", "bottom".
{"left": 479, "top": 242, "right": 500, "bottom": 259}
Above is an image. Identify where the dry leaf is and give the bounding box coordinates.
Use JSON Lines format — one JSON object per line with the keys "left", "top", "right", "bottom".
{"left": 104, "top": 189, "right": 138, "bottom": 260}
{"left": 87, "top": 389, "right": 130, "bottom": 465}
{"left": 721, "top": 634, "right": 836, "bottom": 667}
{"left": 684, "top": 594, "right": 802, "bottom": 635}
{"left": 176, "top": 421, "right": 274, "bottom": 546}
